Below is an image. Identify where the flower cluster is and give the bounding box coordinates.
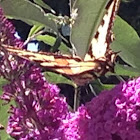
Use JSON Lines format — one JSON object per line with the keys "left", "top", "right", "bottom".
{"left": 4, "top": 75, "right": 140, "bottom": 140}
{"left": 5, "top": 66, "right": 69, "bottom": 139}
{"left": 61, "top": 78, "right": 140, "bottom": 140}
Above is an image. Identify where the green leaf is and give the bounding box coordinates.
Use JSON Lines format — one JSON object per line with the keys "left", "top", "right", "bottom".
{"left": 101, "top": 84, "right": 115, "bottom": 90}
{"left": 33, "top": 0, "right": 55, "bottom": 14}
{"left": 0, "top": 78, "right": 10, "bottom": 140}
{"left": 50, "top": 36, "right": 62, "bottom": 52}
{"left": 90, "top": 79, "right": 115, "bottom": 95}
{"left": 36, "top": 35, "right": 70, "bottom": 54}
{"left": 0, "top": 0, "right": 57, "bottom": 31}
{"left": 59, "top": 43, "right": 71, "bottom": 54}
{"left": 36, "top": 35, "right": 56, "bottom": 46}
{"left": 0, "top": 78, "right": 15, "bottom": 140}
{"left": 28, "top": 25, "right": 44, "bottom": 37}
{"left": 0, "top": 102, "right": 11, "bottom": 140}
{"left": 45, "top": 72, "right": 75, "bottom": 86}
{"left": 112, "top": 16, "right": 140, "bottom": 69}
{"left": 71, "top": 0, "right": 109, "bottom": 58}
{"left": 114, "top": 64, "right": 140, "bottom": 77}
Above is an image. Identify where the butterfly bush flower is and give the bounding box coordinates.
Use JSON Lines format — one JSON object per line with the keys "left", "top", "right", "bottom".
{"left": 5, "top": 75, "right": 140, "bottom": 139}
{"left": 5, "top": 66, "right": 69, "bottom": 139}
{"left": 61, "top": 77, "right": 140, "bottom": 140}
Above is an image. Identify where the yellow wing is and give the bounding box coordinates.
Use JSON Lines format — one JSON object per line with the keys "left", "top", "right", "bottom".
{"left": 3, "top": 45, "right": 103, "bottom": 76}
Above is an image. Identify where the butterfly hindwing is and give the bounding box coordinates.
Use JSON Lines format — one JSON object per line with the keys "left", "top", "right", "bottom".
{"left": 84, "top": 0, "right": 120, "bottom": 61}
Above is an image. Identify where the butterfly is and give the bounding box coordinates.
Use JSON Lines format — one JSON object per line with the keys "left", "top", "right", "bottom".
{"left": 1, "top": 0, "right": 121, "bottom": 86}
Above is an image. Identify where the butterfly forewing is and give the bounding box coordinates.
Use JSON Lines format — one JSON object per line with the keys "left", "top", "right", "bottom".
{"left": 4, "top": 46, "right": 102, "bottom": 75}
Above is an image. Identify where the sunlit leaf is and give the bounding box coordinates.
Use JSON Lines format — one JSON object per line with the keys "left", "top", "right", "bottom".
{"left": 45, "top": 72, "right": 75, "bottom": 87}
{"left": 28, "top": 25, "right": 44, "bottom": 37}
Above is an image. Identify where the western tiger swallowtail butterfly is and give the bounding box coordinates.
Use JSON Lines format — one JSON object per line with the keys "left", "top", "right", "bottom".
{"left": 0, "top": 0, "right": 121, "bottom": 86}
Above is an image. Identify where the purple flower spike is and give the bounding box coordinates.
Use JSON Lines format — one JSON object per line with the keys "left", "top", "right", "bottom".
{"left": 4, "top": 64, "right": 69, "bottom": 140}
{"left": 61, "top": 77, "right": 140, "bottom": 140}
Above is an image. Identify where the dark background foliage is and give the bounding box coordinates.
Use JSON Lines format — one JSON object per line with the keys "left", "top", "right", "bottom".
{"left": 119, "top": 0, "right": 140, "bottom": 36}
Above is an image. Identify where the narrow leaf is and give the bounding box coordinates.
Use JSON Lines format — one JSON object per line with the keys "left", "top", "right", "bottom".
{"left": 28, "top": 25, "right": 44, "bottom": 37}
{"left": 36, "top": 35, "right": 70, "bottom": 54}
{"left": 36, "top": 35, "right": 56, "bottom": 46}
